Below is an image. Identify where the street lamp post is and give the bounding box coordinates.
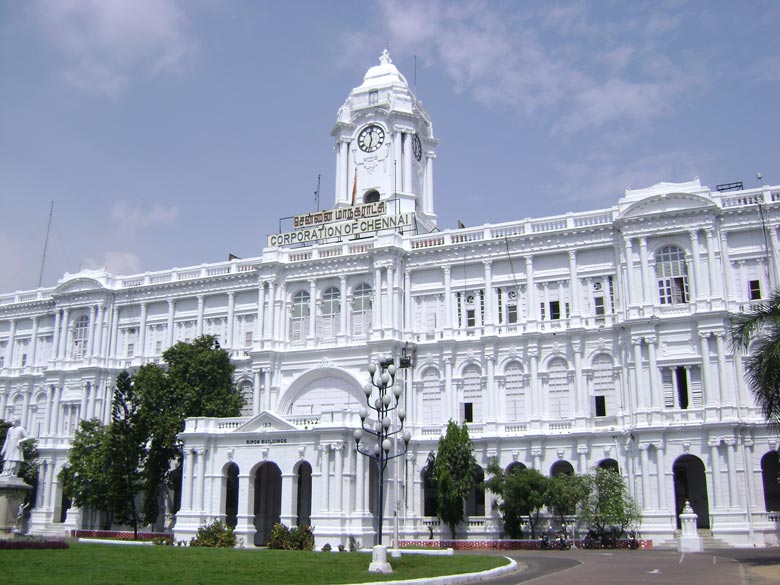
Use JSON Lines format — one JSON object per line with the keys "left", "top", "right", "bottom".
{"left": 354, "top": 358, "right": 411, "bottom": 565}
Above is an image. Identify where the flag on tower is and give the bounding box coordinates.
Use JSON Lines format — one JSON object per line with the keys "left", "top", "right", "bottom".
{"left": 351, "top": 170, "right": 357, "bottom": 206}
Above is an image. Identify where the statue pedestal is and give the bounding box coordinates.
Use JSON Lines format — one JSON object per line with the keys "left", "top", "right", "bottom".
{"left": 368, "top": 545, "right": 393, "bottom": 573}
{"left": 0, "top": 476, "right": 32, "bottom": 539}
{"left": 678, "top": 500, "right": 703, "bottom": 553}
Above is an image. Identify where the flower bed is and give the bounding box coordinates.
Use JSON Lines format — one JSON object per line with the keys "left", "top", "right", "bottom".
{"left": 400, "top": 538, "right": 653, "bottom": 550}
{"left": 72, "top": 529, "right": 170, "bottom": 542}
{"left": 0, "top": 537, "right": 69, "bottom": 550}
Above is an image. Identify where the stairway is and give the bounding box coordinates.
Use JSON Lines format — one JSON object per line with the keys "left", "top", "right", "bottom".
{"left": 655, "top": 529, "right": 732, "bottom": 550}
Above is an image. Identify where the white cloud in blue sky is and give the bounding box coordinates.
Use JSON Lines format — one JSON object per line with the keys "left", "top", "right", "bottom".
{"left": 0, "top": 0, "right": 778, "bottom": 291}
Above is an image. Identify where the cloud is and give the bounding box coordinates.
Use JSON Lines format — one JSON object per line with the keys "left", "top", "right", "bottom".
{"left": 32, "top": 0, "right": 194, "bottom": 95}
{"left": 84, "top": 251, "right": 142, "bottom": 276}
{"left": 369, "top": 0, "right": 704, "bottom": 135}
{"left": 110, "top": 200, "right": 180, "bottom": 227}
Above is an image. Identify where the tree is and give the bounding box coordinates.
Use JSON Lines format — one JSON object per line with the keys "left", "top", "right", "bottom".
{"left": 732, "top": 290, "right": 780, "bottom": 427}
{"left": 579, "top": 468, "right": 640, "bottom": 539}
{"left": 61, "top": 419, "right": 114, "bottom": 529}
{"left": 545, "top": 472, "right": 590, "bottom": 528}
{"left": 107, "top": 370, "right": 146, "bottom": 538}
{"left": 434, "top": 420, "right": 478, "bottom": 539}
{"left": 486, "top": 462, "right": 548, "bottom": 539}
{"left": 135, "top": 335, "right": 244, "bottom": 526}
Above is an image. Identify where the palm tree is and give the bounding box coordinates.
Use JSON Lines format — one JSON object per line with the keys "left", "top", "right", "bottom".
{"left": 732, "top": 289, "right": 780, "bottom": 427}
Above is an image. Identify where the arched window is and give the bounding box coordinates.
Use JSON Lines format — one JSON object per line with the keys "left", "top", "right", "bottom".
{"left": 364, "top": 190, "right": 380, "bottom": 203}
{"left": 550, "top": 460, "right": 574, "bottom": 477}
{"left": 505, "top": 361, "right": 526, "bottom": 421}
{"left": 547, "top": 358, "right": 570, "bottom": 419}
{"left": 656, "top": 245, "right": 689, "bottom": 305}
{"left": 351, "top": 283, "right": 372, "bottom": 337}
{"left": 761, "top": 451, "right": 780, "bottom": 512}
{"left": 506, "top": 461, "right": 527, "bottom": 475}
{"left": 318, "top": 286, "right": 341, "bottom": 338}
{"left": 71, "top": 315, "right": 89, "bottom": 360}
{"left": 421, "top": 368, "right": 441, "bottom": 426}
{"left": 592, "top": 354, "right": 615, "bottom": 418}
{"left": 466, "top": 465, "right": 486, "bottom": 516}
{"left": 462, "top": 365, "right": 483, "bottom": 423}
{"left": 290, "top": 290, "right": 310, "bottom": 342}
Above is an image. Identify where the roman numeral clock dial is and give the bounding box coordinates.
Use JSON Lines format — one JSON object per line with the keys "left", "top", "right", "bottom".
{"left": 357, "top": 124, "right": 385, "bottom": 153}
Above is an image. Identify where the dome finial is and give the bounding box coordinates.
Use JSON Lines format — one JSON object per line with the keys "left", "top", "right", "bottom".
{"left": 379, "top": 48, "right": 392, "bottom": 66}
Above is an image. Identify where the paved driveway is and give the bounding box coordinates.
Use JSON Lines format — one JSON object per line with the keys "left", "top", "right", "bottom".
{"left": 474, "top": 548, "right": 778, "bottom": 585}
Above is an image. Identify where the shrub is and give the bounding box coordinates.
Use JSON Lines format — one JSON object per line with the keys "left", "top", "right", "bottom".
{"left": 268, "top": 523, "right": 315, "bottom": 550}
{"left": 321, "top": 543, "right": 331, "bottom": 552}
{"left": 152, "top": 536, "right": 174, "bottom": 546}
{"left": 189, "top": 520, "right": 236, "bottom": 548}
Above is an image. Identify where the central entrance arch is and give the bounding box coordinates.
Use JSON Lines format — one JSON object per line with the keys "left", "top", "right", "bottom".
{"left": 253, "top": 462, "right": 282, "bottom": 545}
{"left": 673, "top": 455, "right": 710, "bottom": 528}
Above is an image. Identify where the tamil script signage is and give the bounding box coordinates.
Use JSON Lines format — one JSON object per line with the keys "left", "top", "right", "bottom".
{"left": 268, "top": 204, "right": 414, "bottom": 247}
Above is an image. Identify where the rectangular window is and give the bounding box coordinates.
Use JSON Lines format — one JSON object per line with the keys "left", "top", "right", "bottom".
{"left": 540, "top": 302, "right": 546, "bottom": 320}
{"left": 463, "top": 402, "right": 474, "bottom": 423}
{"left": 594, "top": 395, "right": 607, "bottom": 417}
{"left": 369, "top": 90, "right": 378, "bottom": 104}
{"left": 507, "top": 304, "right": 518, "bottom": 324}
{"left": 245, "top": 331, "right": 253, "bottom": 347}
{"left": 20, "top": 354, "right": 27, "bottom": 367}
{"left": 466, "top": 309, "right": 476, "bottom": 328}
{"left": 594, "top": 296, "right": 605, "bottom": 316}
{"left": 127, "top": 343, "right": 134, "bottom": 357}
{"left": 155, "top": 340, "right": 162, "bottom": 354}
{"left": 675, "top": 366, "right": 689, "bottom": 409}
{"left": 550, "top": 301, "right": 561, "bottom": 320}
{"left": 749, "top": 279, "right": 762, "bottom": 300}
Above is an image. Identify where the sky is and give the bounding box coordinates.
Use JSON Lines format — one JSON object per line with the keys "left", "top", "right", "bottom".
{"left": 1, "top": 0, "right": 779, "bottom": 293}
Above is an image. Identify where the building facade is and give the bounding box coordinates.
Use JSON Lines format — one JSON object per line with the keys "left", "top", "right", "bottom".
{"left": 2, "top": 51, "right": 780, "bottom": 547}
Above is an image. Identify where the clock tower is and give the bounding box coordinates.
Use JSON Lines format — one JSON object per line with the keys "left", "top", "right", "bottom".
{"left": 331, "top": 50, "right": 438, "bottom": 231}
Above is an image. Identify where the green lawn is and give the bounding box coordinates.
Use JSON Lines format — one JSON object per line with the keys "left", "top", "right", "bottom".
{"left": 1, "top": 543, "right": 509, "bottom": 585}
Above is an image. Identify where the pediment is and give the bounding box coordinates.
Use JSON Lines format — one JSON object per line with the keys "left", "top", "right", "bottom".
{"left": 234, "top": 411, "right": 298, "bottom": 433}
{"left": 618, "top": 192, "right": 717, "bottom": 219}
{"left": 53, "top": 276, "right": 107, "bottom": 295}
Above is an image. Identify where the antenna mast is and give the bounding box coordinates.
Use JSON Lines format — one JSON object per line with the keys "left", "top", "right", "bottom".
{"left": 38, "top": 201, "right": 54, "bottom": 288}
{"left": 315, "top": 174, "right": 321, "bottom": 211}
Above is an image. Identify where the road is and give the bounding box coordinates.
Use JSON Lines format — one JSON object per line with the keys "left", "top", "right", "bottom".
{"left": 470, "top": 548, "right": 780, "bottom": 585}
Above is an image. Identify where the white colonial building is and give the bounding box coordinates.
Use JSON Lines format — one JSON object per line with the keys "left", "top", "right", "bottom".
{"left": 2, "top": 51, "right": 780, "bottom": 548}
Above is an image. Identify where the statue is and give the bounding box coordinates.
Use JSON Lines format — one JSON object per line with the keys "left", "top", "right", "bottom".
{"left": 1, "top": 419, "right": 31, "bottom": 478}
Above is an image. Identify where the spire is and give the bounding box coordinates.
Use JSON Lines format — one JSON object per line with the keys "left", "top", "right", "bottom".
{"left": 379, "top": 48, "right": 392, "bottom": 66}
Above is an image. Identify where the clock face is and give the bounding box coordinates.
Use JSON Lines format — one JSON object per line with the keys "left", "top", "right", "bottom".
{"left": 358, "top": 124, "right": 385, "bottom": 153}
{"left": 412, "top": 134, "right": 422, "bottom": 161}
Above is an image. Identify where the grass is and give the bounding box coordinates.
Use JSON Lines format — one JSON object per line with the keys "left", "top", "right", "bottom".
{"left": 1, "top": 543, "right": 509, "bottom": 585}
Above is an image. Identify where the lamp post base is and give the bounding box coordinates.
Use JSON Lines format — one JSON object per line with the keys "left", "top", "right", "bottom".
{"left": 368, "top": 545, "right": 393, "bottom": 573}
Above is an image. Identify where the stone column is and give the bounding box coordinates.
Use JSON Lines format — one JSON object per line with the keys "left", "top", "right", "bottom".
{"left": 138, "top": 303, "right": 148, "bottom": 357}
{"left": 387, "top": 265, "right": 395, "bottom": 333}
{"left": 374, "top": 267, "right": 383, "bottom": 337}
{"left": 646, "top": 336, "right": 660, "bottom": 409}
{"left": 568, "top": 251, "right": 581, "bottom": 321}
{"left": 577, "top": 444, "right": 588, "bottom": 474}
{"left": 639, "top": 444, "right": 651, "bottom": 510}
{"left": 110, "top": 307, "right": 120, "bottom": 357}
{"left": 182, "top": 450, "right": 195, "bottom": 510}
{"left": 624, "top": 239, "right": 635, "bottom": 307}
{"left": 688, "top": 232, "right": 700, "bottom": 301}
{"left": 253, "top": 370, "right": 261, "bottom": 415}
{"left": 525, "top": 257, "right": 536, "bottom": 322}
{"left": 59, "top": 308, "right": 70, "bottom": 360}
{"left": 425, "top": 154, "right": 434, "bottom": 215}
{"left": 334, "top": 442, "right": 344, "bottom": 513}
{"left": 705, "top": 229, "right": 718, "bottom": 298}
{"left": 51, "top": 310, "right": 62, "bottom": 362}
{"left": 196, "top": 296, "right": 205, "bottom": 337}
{"left": 404, "top": 270, "right": 412, "bottom": 332}
{"left": 486, "top": 351, "right": 496, "bottom": 423}
{"left": 256, "top": 281, "right": 266, "bottom": 344}
{"left": 337, "top": 140, "right": 348, "bottom": 204}
{"left": 528, "top": 346, "right": 539, "bottom": 419}
{"left": 265, "top": 280, "right": 276, "bottom": 342}
{"left": 86, "top": 305, "right": 97, "bottom": 358}
{"left": 632, "top": 337, "right": 645, "bottom": 409}
{"left": 198, "top": 449, "right": 207, "bottom": 511}
{"left": 483, "top": 261, "right": 494, "bottom": 333}
{"left": 573, "top": 337, "right": 585, "bottom": 419}
{"left": 227, "top": 292, "right": 235, "bottom": 349}
{"left": 95, "top": 304, "right": 105, "bottom": 358}
{"left": 166, "top": 299, "right": 175, "bottom": 349}
{"left": 402, "top": 132, "right": 412, "bottom": 193}
{"left": 719, "top": 230, "right": 735, "bottom": 304}
{"left": 714, "top": 332, "right": 728, "bottom": 406}
{"left": 355, "top": 445, "right": 366, "bottom": 513}
{"left": 656, "top": 444, "right": 667, "bottom": 511}
{"left": 320, "top": 444, "right": 331, "bottom": 514}
{"left": 339, "top": 276, "right": 348, "bottom": 340}
{"left": 638, "top": 237, "right": 650, "bottom": 306}
{"left": 709, "top": 440, "right": 722, "bottom": 509}
{"left": 443, "top": 266, "right": 452, "bottom": 334}
{"left": 393, "top": 131, "right": 403, "bottom": 192}
{"left": 29, "top": 316, "right": 39, "bottom": 366}
{"left": 700, "top": 333, "right": 714, "bottom": 407}
{"left": 725, "top": 438, "right": 737, "bottom": 509}
{"left": 444, "top": 355, "right": 454, "bottom": 421}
